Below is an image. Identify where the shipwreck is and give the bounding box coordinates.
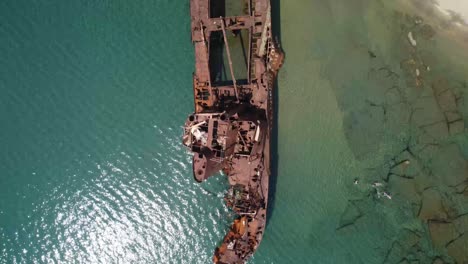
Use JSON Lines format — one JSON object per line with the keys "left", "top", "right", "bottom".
{"left": 182, "top": 0, "right": 283, "bottom": 263}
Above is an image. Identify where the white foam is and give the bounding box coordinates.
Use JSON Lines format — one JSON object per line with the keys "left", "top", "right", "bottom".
{"left": 408, "top": 32, "right": 417, "bottom": 46}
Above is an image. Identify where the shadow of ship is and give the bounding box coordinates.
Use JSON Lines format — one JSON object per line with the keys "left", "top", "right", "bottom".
{"left": 266, "top": 0, "right": 282, "bottom": 225}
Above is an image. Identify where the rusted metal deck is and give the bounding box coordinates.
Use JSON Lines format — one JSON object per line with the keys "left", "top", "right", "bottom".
{"left": 183, "top": 0, "right": 283, "bottom": 263}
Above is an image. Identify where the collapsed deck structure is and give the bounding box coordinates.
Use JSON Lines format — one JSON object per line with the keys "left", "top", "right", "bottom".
{"left": 182, "top": 0, "right": 283, "bottom": 263}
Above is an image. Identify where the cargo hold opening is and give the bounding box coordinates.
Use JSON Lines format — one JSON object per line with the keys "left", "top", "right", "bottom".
{"left": 210, "top": 0, "right": 250, "bottom": 18}
{"left": 209, "top": 29, "right": 249, "bottom": 87}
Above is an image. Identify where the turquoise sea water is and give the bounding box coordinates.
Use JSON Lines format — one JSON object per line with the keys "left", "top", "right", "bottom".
{"left": 1, "top": 1, "right": 467, "bottom": 263}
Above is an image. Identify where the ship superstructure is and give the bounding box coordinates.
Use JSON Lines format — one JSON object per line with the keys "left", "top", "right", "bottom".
{"left": 183, "top": 0, "right": 283, "bottom": 263}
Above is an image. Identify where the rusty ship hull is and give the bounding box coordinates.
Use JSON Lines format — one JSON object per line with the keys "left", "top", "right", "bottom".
{"left": 183, "top": 0, "right": 283, "bottom": 263}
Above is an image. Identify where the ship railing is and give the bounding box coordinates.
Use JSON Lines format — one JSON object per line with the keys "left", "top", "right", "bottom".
{"left": 234, "top": 153, "right": 252, "bottom": 158}
{"left": 210, "top": 157, "right": 224, "bottom": 163}
{"left": 210, "top": 149, "right": 225, "bottom": 163}
{"left": 239, "top": 211, "right": 256, "bottom": 216}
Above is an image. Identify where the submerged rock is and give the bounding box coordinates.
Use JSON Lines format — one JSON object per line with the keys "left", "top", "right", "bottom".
{"left": 418, "top": 189, "right": 447, "bottom": 221}
{"left": 431, "top": 144, "right": 468, "bottom": 187}
{"left": 428, "top": 221, "right": 458, "bottom": 249}
{"left": 337, "top": 202, "right": 363, "bottom": 230}
{"left": 446, "top": 233, "right": 468, "bottom": 263}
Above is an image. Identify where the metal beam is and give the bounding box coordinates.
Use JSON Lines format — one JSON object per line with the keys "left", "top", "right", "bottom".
{"left": 220, "top": 17, "right": 239, "bottom": 102}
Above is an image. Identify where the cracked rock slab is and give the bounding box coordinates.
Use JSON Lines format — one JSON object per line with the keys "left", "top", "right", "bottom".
{"left": 428, "top": 221, "right": 458, "bottom": 249}
{"left": 446, "top": 233, "right": 468, "bottom": 263}
{"left": 418, "top": 189, "right": 448, "bottom": 221}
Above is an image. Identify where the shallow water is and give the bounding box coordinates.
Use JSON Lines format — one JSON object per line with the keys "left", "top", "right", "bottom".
{"left": 0, "top": 0, "right": 467, "bottom": 263}
{"left": 270, "top": 0, "right": 468, "bottom": 263}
